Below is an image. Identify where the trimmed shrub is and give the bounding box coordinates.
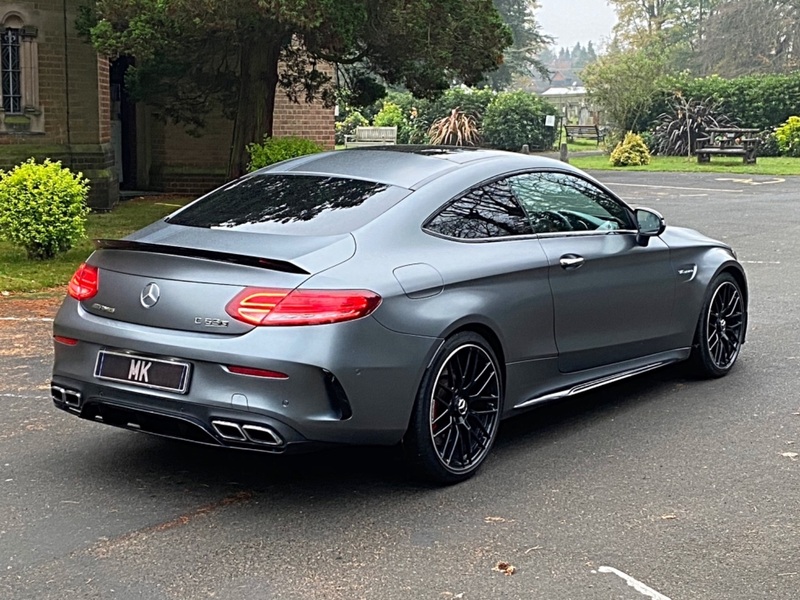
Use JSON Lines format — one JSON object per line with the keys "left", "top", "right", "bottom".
{"left": 774, "top": 116, "right": 800, "bottom": 157}
{"left": 0, "top": 158, "right": 90, "bottom": 260}
{"left": 482, "top": 91, "right": 558, "bottom": 151}
{"left": 610, "top": 132, "right": 651, "bottom": 166}
{"left": 247, "top": 136, "right": 323, "bottom": 171}
{"left": 335, "top": 110, "right": 369, "bottom": 146}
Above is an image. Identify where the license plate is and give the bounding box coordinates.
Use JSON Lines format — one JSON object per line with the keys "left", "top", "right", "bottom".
{"left": 94, "top": 351, "right": 190, "bottom": 394}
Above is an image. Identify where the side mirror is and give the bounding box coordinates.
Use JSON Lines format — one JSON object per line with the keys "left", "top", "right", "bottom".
{"left": 635, "top": 208, "right": 666, "bottom": 246}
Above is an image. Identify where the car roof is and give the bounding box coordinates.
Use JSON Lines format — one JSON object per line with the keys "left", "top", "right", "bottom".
{"left": 262, "top": 146, "right": 576, "bottom": 189}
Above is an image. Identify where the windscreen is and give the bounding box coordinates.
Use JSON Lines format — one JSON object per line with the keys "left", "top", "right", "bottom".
{"left": 167, "top": 174, "right": 410, "bottom": 236}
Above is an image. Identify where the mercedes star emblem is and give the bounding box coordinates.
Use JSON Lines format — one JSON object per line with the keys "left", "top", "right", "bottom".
{"left": 140, "top": 282, "right": 161, "bottom": 308}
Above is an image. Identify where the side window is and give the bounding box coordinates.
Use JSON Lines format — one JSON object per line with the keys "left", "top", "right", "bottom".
{"left": 509, "top": 172, "right": 633, "bottom": 234}
{"left": 425, "top": 179, "right": 533, "bottom": 240}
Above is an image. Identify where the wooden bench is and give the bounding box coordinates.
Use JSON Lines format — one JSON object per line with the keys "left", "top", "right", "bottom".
{"left": 695, "top": 127, "right": 760, "bottom": 164}
{"left": 344, "top": 126, "right": 398, "bottom": 148}
{"left": 564, "top": 124, "right": 604, "bottom": 146}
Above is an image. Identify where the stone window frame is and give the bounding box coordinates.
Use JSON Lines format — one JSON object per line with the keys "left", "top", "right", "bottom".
{"left": 0, "top": 10, "right": 42, "bottom": 134}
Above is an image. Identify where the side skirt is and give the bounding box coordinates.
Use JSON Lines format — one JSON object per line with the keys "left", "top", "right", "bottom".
{"left": 513, "top": 350, "right": 690, "bottom": 410}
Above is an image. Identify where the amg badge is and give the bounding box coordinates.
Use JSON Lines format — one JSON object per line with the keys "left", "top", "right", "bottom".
{"left": 195, "top": 317, "right": 230, "bottom": 328}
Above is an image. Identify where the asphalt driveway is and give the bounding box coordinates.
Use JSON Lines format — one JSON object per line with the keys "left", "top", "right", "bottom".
{"left": 1, "top": 171, "right": 798, "bottom": 600}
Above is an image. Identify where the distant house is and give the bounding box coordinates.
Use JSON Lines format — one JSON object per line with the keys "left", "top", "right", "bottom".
{"left": 541, "top": 85, "right": 601, "bottom": 125}
{"left": 0, "top": 2, "right": 334, "bottom": 209}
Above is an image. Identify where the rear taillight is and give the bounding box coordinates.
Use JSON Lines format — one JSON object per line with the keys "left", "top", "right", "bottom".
{"left": 68, "top": 263, "right": 99, "bottom": 301}
{"left": 225, "top": 288, "right": 381, "bottom": 326}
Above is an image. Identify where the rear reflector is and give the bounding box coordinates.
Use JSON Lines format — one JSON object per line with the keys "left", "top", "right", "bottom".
{"left": 68, "top": 263, "right": 99, "bottom": 301}
{"left": 53, "top": 336, "right": 79, "bottom": 346}
{"left": 225, "top": 288, "right": 381, "bottom": 326}
{"left": 226, "top": 365, "right": 289, "bottom": 379}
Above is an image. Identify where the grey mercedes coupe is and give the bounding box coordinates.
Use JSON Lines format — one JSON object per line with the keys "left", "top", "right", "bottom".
{"left": 52, "top": 147, "right": 747, "bottom": 483}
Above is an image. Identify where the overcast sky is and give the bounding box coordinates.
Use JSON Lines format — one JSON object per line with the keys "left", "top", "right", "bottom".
{"left": 537, "top": 0, "right": 617, "bottom": 49}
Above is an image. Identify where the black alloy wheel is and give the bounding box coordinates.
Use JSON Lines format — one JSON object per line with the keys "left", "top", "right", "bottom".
{"left": 405, "top": 332, "right": 502, "bottom": 484}
{"left": 690, "top": 272, "right": 746, "bottom": 378}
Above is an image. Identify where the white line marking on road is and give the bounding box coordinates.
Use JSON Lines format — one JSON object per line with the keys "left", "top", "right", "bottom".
{"left": 0, "top": 317, "right": 53, "bottom": 322}
{"left": 0, "top": 393, "right": 41, "bottom": 399}
{"left": 741, "top": 260, "right": 781, "bottom": 265}
{"left": 596, "top": 566, "right": 672, "bottom": 600}
{"left": 605, "top": 182, "right": 744, "bottom": 193}
{"left": 716, "top": 177, "right": 786, "bottom": 186}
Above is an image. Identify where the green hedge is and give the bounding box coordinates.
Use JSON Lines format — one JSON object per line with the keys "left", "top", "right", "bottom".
{"left": 647, "top": 72, "right": 800, "bottom": 131}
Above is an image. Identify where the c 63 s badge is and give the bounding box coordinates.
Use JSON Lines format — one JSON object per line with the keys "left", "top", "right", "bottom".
{"left": 195, "top": 317, "right": 230, "bottom": 328}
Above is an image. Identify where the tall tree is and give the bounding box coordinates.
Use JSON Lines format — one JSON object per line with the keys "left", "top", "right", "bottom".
{"left": 86, "top": 0, "right": 512, "bottom": 178}
{"left": 698, "top": 0, "right": 800, "bottom": 76}
{"left": 609, "top": 0, "right": 720, "bottom": 48}
{"left": 582, "top": 41, "right": 671, "bottom": 133}
{"left": 487, "top": 0, "right": 552, "bottom": 89}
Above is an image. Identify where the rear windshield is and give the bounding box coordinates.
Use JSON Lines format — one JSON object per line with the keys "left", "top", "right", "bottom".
{"left": 167, "top": 174, "right": 410, "bottom": 235}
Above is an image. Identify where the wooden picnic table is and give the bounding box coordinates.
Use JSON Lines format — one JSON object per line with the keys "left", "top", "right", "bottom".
{"left": 696, "top": 127, "right": 761, "bottom": 164}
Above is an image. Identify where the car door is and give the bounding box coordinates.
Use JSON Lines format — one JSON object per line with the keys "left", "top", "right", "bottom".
{"left": 508, "top": 171, "right": 676, "bottom": 373}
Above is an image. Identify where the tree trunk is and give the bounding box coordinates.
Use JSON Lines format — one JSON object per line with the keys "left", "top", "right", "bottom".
{"left": 228, "top": 36, "right": 284, "bottom": 180}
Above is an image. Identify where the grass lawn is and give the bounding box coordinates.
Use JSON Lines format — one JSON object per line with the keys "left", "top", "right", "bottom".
{"left": 569, "top": 154, "right": 800, "bottom": 176}
{"left": 0, "top": 195, "right": 192, "bottom": 295}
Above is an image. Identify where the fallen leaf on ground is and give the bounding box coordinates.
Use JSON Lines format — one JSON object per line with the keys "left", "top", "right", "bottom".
{"left": 781, "top": 452, "right": 798, "bottom": 460}
{"left": 484, "top": 516, "right": 507, "bottom": 523}
{"left": 493, "top": 561, "right": 516, "bottom": 576}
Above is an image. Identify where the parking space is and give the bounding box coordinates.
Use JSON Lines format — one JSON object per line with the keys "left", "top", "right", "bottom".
{"left": 1, "top": 172, "right": 799, "bottom": 600}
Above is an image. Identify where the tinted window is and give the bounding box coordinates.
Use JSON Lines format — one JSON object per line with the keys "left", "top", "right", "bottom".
{"left": 425, "top": 179, "right": 533, "bottom": 239}
{"left": 167, "top": 174, "right": 410, "bottom": 235}
{"left": 509, "top": 172, "right": 633, "bottom": 233}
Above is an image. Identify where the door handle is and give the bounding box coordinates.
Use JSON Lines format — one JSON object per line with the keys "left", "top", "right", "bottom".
{"left": 559, "top": 255, "right": 585, "bottom": 270}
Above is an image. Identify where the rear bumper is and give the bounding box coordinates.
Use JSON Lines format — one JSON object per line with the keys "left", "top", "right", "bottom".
{"left": 52, "top": 298, "right": 441, "bottom": 448}
{"left": 51, "top": 378, "right": 316, "bottom": 452}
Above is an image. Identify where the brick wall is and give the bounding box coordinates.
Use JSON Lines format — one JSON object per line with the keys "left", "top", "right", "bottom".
{"left": 0, "top": 1, "right": 117, "bottom": 208}
{"left": 149, "top": 71, "right": 335, "bottom": 195}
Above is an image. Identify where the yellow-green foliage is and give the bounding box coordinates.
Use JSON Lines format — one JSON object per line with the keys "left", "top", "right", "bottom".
{"left": 247, "top": 136, "right": 323, "bottom": 171}
{"left": 774, "top": 116, "right": 800, "bottom": 157}
{"left": 0, "top": 158, "right": 90, "bottom": 260}
{"left": 610, "top": 132, "right": 652, "bottom": 167}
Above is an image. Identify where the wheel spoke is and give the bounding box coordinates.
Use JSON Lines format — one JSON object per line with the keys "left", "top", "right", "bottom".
{"left": 428, "top": 343, "right": 501, "bottom": 474}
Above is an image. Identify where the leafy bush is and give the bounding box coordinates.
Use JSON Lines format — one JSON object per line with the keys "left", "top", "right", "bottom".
{"left": 247, "top": 136, "right": 323, "bottom": 171}
{"left": 756, "top": 129, "right": 781, "bottom": 157}
{"left": 0, "top": 158, "right": 90, "bottom": 260}
{"left": 373, "top": 101, "right": 405, "bottom": 128}
{"left": 428, "top": 109, "right": 481, "bottom": 146}
{"left": 774, "top": 116, "right": 800, "bottom": 157}
{"left": 482, "top": 91, "right": 558, "bottom": 151}
{"left": 650, "top": 95, "right": 737, "bottom": 156}
{"left": 610, "top": 132, "right": 651, "bottom": 166}
{"left": 335, "top": 110, "right": 369, "bottom": 146}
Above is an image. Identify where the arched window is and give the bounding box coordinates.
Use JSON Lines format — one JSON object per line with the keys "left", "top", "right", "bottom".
{"left": 1, "top": 12, "right": 40, "bottom": 132}
{"left": 1, "top": 26, "right": 22, "bottom": 113}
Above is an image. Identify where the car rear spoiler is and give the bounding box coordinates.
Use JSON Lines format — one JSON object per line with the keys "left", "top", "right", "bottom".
{"left": 93, "top": 239, "right": 310, "bottom": 275}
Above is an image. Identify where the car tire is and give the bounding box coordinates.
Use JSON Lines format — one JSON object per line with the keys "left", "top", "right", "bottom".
{"left": 404, "top": 331, "right": 503, "bottom": 484}
{"left": 688, "top": 272, "right": 746, "bottom": 378}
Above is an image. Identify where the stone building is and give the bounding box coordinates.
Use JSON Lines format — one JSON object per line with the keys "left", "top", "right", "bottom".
{"left": 0, "top": 1, "right": 334, "bottom": 209}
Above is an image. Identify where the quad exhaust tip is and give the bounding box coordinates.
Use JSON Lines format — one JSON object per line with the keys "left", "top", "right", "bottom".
{"left": 211, "top": 420, "right": 283, "bottom": 446}
{"left": 51, "top": 385, "right": 82, "bottom": 411}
